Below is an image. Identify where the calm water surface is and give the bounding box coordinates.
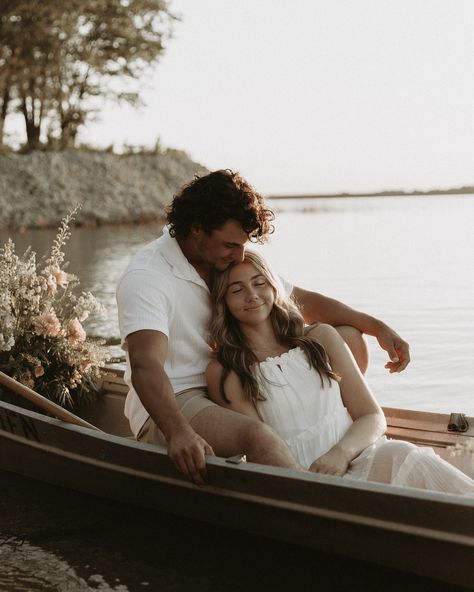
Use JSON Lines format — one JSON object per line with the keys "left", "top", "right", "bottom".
{"left": 2, "top": 194, "right": 473, "bottom": 414}
{"left": 1, "top": 195, "right": 473, "bottom": 591}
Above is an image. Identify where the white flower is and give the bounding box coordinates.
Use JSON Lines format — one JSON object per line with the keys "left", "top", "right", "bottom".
{"left": 0, "top": 333, "right": 15, "bottom": 352}
{"left": 0, "top": 207, "right": 108, "bottom": 408}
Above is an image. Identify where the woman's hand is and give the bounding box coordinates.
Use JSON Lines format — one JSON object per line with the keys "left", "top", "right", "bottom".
{"left": 308, "top": 446, "right": 351, "bottom": 476}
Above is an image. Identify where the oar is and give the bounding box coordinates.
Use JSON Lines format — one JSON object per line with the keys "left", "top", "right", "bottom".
{"left": 0, "top": 370, "right": 103, "bottom": 432}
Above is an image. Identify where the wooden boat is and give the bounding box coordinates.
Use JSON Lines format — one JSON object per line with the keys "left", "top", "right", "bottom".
{"left": 0, "top": 369, "right": 473, "bottom": 589}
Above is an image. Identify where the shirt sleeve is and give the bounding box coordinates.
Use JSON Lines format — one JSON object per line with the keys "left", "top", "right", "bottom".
{"left": 116, "top": 269, "right": 174, "bottom": 348}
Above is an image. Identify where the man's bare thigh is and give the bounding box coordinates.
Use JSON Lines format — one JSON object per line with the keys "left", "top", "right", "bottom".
{"left": 190, "top": 405, "right": 261, "bottom": 457}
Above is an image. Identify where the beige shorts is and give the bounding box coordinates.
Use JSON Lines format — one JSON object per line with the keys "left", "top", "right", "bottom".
{"left": 137, "top": 387, "right": 217, "bottom": 446}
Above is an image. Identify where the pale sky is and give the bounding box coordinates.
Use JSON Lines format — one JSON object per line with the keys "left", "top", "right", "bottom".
{"left": 13, "top": 0, "right": 474, "bottom": 194}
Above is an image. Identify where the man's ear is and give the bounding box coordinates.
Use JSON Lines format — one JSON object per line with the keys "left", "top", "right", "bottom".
{"left": 190, "top": 222, "right": 202, "bottom": 237}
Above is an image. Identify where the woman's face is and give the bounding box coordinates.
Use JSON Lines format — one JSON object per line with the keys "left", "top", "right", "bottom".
{"left": 224, "top": 261, "right": 275, "bottom": 325}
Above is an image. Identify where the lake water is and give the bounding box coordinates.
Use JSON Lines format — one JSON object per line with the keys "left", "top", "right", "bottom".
{"left": 2, "top": 194, "right": 473, "bottom": 415}
{"left": 1, "top": 194, "right": 473, "bottom": 591}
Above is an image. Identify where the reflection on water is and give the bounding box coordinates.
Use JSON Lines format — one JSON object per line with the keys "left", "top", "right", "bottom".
{"left": 1, "top": 195, "right": 474, "bottom": 414}
{"left": 0, "top": 537, "right": 127, "bottom": 592}
{"left": 0, "top": 471, "right": 463, "bottom": 592}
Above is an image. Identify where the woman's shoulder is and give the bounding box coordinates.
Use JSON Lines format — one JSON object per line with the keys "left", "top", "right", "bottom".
{"left": 206, "top": 357, "right": 224, "bottom": 378}
{"left": 206, "top": 358, "right": 229, "bottom": 389}
{"left": 206, "top": 358, "right": 245, "bottom": 405}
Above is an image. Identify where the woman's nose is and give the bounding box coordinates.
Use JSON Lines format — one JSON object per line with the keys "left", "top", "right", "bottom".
{"left": 246, "top": 288, "right": 259, "bottom": 301}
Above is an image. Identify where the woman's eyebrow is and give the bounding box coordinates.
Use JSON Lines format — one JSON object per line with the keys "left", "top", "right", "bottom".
{"left": 228, "top": 274, "right": 264, "bottom": 287}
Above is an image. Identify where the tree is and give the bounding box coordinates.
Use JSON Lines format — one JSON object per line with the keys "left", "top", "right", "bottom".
{"left": 0, "top": 0, "right": 175, "bottom": 150}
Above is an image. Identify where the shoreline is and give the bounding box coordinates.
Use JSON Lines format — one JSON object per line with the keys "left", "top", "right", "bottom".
{"left": 268, "top": 188, "right": 474, "bottom": 200}
{"left": 0, "top": 149, "right": 206, "bottom": 231}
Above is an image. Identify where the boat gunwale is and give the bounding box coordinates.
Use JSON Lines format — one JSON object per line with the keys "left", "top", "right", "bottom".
{"left": 1, "top": 397, "right": 473, "bottom": 512}
{"left": 2, "top": 396, "right": 474, "bottom": 589}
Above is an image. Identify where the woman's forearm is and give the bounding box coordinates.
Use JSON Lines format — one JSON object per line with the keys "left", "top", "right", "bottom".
{"left": 332, "top": 412, "right": 387, "bottom": 463}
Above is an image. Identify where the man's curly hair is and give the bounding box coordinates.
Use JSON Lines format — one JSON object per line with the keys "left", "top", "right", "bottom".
{"left": 166, "top": 169, "right": 274, "bottom": 243}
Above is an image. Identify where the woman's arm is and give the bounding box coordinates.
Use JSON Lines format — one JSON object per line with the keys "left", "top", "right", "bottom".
{"left": 306, "top": 324, "right": 387, "bottom": 476}
{"left": 206, "top": 360, "right": 261, "bottom": 420}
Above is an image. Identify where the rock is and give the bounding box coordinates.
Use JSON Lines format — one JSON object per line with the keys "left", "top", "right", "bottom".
{"left": 0, "top": 149, "right": 207, "bottom": 229}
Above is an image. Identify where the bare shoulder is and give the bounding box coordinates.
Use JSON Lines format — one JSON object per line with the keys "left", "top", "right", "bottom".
{"left": 205, "top": 359, "right": 228, "bottom": 405}
{"left": 206, "top": 359, "right": 245, "bottom": 406}
{"left": 205, "top": 358, "right": 224, "bottom": 383}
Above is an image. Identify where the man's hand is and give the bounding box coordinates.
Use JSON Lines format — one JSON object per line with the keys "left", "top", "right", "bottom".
{"left": 167, "top": 425, "right": 215, "bottom": 485}
{"left": 375, "top": 324, "right": 410, "bottom": 373}
{"left": 308, "top": 447, "right": 350, "bottom": 476}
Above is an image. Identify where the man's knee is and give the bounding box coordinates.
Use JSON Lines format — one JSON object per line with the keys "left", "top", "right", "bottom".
{"left": 335, "top": 325, "right": 369, "bottom": 374}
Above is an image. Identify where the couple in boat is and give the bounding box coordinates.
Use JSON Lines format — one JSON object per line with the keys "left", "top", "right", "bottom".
{"left": 117, "top": 169, "right": 473, "bottom": 495}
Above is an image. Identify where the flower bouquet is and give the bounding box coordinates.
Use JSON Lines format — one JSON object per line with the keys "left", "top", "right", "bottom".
{"left": 0, "top": 208, "right": 108, "bottom": 408}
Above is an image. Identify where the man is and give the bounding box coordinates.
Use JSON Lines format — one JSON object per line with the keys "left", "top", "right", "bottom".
{"left": 117, "top": 169, "right": 409, "bottom": 484}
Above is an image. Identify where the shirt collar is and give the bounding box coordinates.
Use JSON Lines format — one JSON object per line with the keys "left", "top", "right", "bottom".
{"left": 160, "top": 226, "right": 208, "bottom": 290}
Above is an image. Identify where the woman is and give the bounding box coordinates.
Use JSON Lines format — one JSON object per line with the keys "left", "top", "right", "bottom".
{"left": 206, "top": 251, "right": 473, "bottom": 495}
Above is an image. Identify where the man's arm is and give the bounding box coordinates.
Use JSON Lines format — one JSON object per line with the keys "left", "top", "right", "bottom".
{"left": 127, "top": 329, "right": 214, "bottom": 484}
{"left": 292, "top": 286, "right": 410, "bottom": 373}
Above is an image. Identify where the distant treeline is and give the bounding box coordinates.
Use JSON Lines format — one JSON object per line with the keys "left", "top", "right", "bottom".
{"left": 269, "top": 186, "right": 474, "bottom": 199}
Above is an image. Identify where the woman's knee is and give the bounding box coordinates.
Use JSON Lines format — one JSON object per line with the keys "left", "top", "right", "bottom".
{"left": 335, "top": 325, "right": 369, "bottom": 374}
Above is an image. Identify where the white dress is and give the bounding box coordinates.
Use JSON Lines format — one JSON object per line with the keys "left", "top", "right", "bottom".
{"left": 256, "top": 347, "right": 474, "bottom": 495}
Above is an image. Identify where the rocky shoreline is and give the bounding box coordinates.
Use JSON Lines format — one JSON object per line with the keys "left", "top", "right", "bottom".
{"left": 0, "top": 149, "right": 207, "bottom": 230}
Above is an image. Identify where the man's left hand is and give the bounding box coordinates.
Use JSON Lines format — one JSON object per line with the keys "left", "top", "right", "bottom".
{"left": 376, "top": 324, "right": 410, "bottom": 373}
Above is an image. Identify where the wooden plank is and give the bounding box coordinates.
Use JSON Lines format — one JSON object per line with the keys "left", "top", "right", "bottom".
{"left": 386, "top": 426, "right": 468, "bottom": 447}
{"left": 384, "top": 407, "right": 474, "bottom": 438}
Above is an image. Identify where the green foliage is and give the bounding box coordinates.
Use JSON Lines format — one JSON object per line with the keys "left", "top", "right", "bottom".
{"left": 0, "top": 0, "right": 176, "bottom": 149}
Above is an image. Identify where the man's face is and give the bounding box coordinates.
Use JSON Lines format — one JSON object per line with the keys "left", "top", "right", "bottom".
{"left": 195, "top": 219, "right": 248, "bottom": 271}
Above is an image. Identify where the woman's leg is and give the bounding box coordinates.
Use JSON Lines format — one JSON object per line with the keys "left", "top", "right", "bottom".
{"left": 362, "top": 439, "right": 473, "bottom": 495}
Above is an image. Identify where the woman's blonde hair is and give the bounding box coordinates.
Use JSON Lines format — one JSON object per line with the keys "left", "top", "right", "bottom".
{"left": 209, "top": 251, "right": 338, "bottom": 416}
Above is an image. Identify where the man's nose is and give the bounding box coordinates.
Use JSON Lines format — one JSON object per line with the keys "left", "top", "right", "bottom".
{"left": 233, "top": 245, "right": 245, "bottom": 263}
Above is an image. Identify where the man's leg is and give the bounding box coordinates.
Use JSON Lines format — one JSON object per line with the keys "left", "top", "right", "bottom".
{"left": 335, "top": 325, "right": 369, "bottom": 374}
{"left": 190, "top": 405, "right": 305, "bottom": 471}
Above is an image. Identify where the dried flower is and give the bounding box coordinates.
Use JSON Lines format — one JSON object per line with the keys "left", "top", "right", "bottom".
{"left": 0, "top": 207, "right": 108, "bottom": 408}
{"left": 54, "top": 270, "right": 69, "bottom": 288}
{"left": 33, "top": 365, "right": 45, "bottom": 378}
{"left": 67, "top": 318, "right": 87, "bottom": 343}
{"left": 35, "top": 310, "right": 61, "bottom": 337}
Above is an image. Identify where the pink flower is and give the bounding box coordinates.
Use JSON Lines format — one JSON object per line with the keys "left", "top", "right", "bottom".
{"left": 54, "top": 270, "right": 69, "bottom": 288}
{"left": 33, "top": 365, "right": 45, "bottom": 378}
{"left": 34, "top": 310, "right": 61, "bottom": 337}
{"left": 67, "top": 318, "right": 86, "bottom": 343}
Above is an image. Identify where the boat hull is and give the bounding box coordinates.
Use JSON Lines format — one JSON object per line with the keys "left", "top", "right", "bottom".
{"left": 0, "top": 399, "right": 473, "bottom": 588}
